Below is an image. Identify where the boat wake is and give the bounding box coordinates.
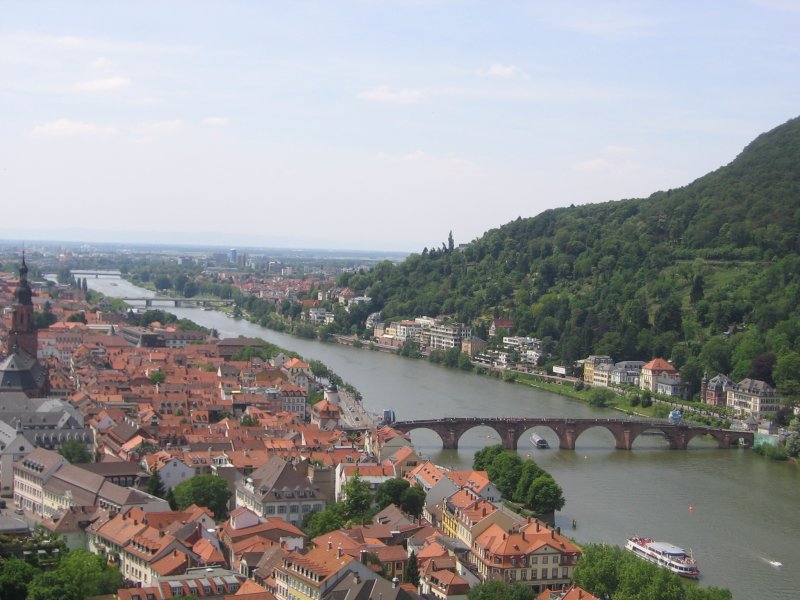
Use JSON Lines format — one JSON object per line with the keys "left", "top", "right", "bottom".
{"left": 759, "top": 556, "right": 782, "bottom": 568}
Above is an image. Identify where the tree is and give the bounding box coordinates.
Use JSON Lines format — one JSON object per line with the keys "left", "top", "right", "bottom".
{"left": 58, "top": 439, "right": 91, "bottom": 464}
{"left": 240, "top": 414, "right": 260, "bottom": 427}
{"left": 587, "top": 387, "right": 616, "bottom": 407}
{"left": 342, "top": 472, "right": 372, "bottom": 519}
{"left": 303, "top": 503, "right": 346, "bottom": 538}
{"left": 375, "top": 478, "right": 410, "bottom": 510}
{"left": 173, "top": 474, "right": 232, "bottom": 519}
{"left": 403, "top": 551, "right": 420, "bottom": 586}
{"left": 165, "top": 488, "right": 178, "bottom": 510}
{"left": 525, "top": 475, "right": 565, "bottom": 514}
{"left": 773, "top": 351, "right": 800, "bottom": 407}
{"left": 574, "top": 543, "right": 733, "bottom": 600}
{"left": 0, "top": 557, "right": 37, "bottom": 600}
{"left": 146, "top": 470, "right": 166, "bottom": 499}
{"left": 149, "top": 370, "right": 166, "bottom": 385}
{"left": 400, "top": 485, "right": 426, "bottom": 518}
{"left": 467, "top": 581, "right": 535, "bottom": 600}
{"left": 26, "top": 550, "right": 123, "bottom": 600}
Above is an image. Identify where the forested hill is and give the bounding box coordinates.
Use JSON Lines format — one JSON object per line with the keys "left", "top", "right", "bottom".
{"left": 340, "top": 116, "right": 800, "bottom": 400}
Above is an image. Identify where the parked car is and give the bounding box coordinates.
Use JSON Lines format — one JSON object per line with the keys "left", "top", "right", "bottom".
{"left": 14, "top": 507, "right": 24, "bottom": 515}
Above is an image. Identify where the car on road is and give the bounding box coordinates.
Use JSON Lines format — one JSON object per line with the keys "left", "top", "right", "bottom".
{"left": 14, "top": 507, "right": 24, "bottom": 515}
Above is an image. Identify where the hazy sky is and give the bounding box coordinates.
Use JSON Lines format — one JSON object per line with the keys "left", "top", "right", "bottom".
{"left": 1, "top": 1, "right": 798, "bottom": 251}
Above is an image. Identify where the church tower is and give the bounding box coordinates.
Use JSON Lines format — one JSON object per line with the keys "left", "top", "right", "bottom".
{"left": 6, "top": 252, "right": 38, "bottom": 357}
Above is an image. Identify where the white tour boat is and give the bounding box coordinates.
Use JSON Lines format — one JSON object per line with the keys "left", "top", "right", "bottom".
{"left": 625, "top": 536, "right": 700, "bottom": 578}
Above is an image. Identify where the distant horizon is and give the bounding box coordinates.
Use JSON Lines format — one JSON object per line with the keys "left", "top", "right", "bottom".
{"left": 0, "top": 231, "right": 413, "bottom": 258}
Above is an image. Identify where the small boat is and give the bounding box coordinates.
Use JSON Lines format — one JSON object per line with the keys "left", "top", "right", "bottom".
{"left": 530, "top": 433, "right": 549, "bottom": 449}
{"left": 626, "top": 537, "right": 699, "bottom": 578}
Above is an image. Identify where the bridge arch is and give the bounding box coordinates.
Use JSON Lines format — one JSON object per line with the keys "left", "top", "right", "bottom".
{"left": 685, "top": 428, "right": 737, "bottom": 449}
{"left": 571, "top": 422, "right": 629, "bottom": 450}
{"left": 516, "top": 425, "right": 560, "bottom": 451}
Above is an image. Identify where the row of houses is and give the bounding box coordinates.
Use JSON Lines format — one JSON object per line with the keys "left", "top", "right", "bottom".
{"left": 583, "top": 355, "right": 782, "bottom": 420}
{"left": 375, "top": 317, "right": 473, "bottom": 351}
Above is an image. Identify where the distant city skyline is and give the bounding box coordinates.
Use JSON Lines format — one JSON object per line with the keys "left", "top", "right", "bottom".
{"left": 1, "top": 1, "right": 799, "bottom": 251}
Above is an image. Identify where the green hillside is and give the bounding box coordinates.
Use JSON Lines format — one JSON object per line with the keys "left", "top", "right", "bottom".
{"left": 341, "top": 116, "right": 800, "bottom": 402}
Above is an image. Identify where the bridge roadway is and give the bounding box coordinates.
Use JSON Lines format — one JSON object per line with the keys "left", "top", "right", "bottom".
{"left": 390, "top": 417, "right": 754, "bottom": 451}
{"left": 120, "top": 296, "right": 234, "bottom": 307}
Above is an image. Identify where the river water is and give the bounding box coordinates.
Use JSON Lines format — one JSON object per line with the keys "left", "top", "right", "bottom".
{"left": 87, "top": 276, "right": 799, "bottom": 599}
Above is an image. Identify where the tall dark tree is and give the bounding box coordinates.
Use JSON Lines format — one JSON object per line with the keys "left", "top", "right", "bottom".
{"left": 146, "top": 470, "right": 166, "bottom": 498}
{"left": 403, "top": 551, "right": 420, "bottom": 586}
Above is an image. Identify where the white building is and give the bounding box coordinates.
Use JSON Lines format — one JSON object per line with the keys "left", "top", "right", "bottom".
{"left": 726, "top": 378, "right": 781, "bottom": 420}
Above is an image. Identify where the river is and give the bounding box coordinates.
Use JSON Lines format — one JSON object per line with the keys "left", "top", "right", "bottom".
{"left": 87, "top": 276, "right": 799, "bottom": 599}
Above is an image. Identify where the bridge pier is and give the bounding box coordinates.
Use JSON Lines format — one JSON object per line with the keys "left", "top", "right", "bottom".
{"left": 558, "top": 427, "right": 576, "bottom": 450}
{"left": 441, "top": 428, "right": 460, "bottom": 450}
{"left": 501, "top": 427, "right": 520, "bottom": 451}
{"left": 615, "top": 428, "right": 634, "bottom": 450}
{"left": 144, "top": 299, "right": 152, "bottom": 308}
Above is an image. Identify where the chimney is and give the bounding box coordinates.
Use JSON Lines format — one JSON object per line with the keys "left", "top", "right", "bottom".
{"left": 521, "top": 531, "right": 526, "bottom": 541}
{"left": 337, "top": 546, "right": 343, "bottom": 558}
{"left": 536, "top": 522, "right": 540, "bottom": 532}
{"left": 360, "top": 550, "right": 368, "bottom": 565}
{"left": 353, "top": 573, "right": 361, "bottom": 585}
{"left": 327, "top": 539, "right": 333, "bottom": 551}
{"left": 551, "top": 529, "right": 554, "bottom": 539}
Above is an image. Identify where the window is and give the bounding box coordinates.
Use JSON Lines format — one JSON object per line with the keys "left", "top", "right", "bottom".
{"left": 531, "top": 557, "right": 537, "bottom": 564}
{"left": 562, "top": 567, "right": 568, "bottom": 578}
{"left": 532, "top": 569, "right": 537, "bottom": 579}
{"left": 542, "top": 556, "right": 548, "bottom": 564}
{"left": 290, "top": 505, "right": 299, "bottom": 513}
{"left": 552, "top": 568, "right": 558, "bottom": 579}
{"left": 278, "top": 505, "right": 286, "bottom": 514}
{"left": 266, "top": 506, "right": 275, "bottom": 514}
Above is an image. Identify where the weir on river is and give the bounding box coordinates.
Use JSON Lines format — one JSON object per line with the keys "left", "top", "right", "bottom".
{"left": 87, "top": 276, "right": 800, "bottom": 600}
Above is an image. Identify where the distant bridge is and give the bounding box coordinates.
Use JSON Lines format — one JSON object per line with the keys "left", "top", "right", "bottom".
{"left": 391, "top": 417, "right": 754, "bottom": 451}
{"left": 71, "top": 270, "right": 122, "bottom": 278}
{"left": 120, "top": 296, "right": 235, "bottom": 308}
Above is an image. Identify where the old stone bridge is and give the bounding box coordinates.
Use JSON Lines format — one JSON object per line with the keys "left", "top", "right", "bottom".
{"left": 390, "top": 417, "right": 754, "bottom": 451}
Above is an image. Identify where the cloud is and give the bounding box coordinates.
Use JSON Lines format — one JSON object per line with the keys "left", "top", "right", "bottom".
{"left": 89, "top": 57, "right": 113, "bottom": 69}
{"left": 134, "top": 120, "right": 184, "bottom": 138}
{"left": 534, "top": 5, "right": 660, "bottom": 38}
{"left": 358, "top": 85, "right": 423, "bottom": 104}
{"left": 750, "top": 0, "right": 800, "bottom": 12}
{"left": 202, "top": 117, "right": 230, "bottom": 126}
{"left": 31, "top": 119, "right": 118, "bottom": 137}
{"left": 574, "top": 158, "right": 614, "bottom": 173}
{"left": 485, "top": 64, "right": 524, "bottom": 78}
{"left": 14, "top": 34, "right": 197, "bottom": 55}
{"left": 72, "top": 76, "right": 132, "bottom": 92}
{"left": 603, "top": 144, "right": 636, "bottom": 156}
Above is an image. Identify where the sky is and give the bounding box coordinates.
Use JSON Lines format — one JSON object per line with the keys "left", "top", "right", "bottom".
{"left": 1, "top": 1, "right": 799, "bottom": 252}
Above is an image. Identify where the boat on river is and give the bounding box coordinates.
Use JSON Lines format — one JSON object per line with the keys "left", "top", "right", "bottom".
{"left": 530, "top": 432, "right": 549, "bottom": 449}
{"left": 626, "top": 536, "right": 700, "bottom": 578}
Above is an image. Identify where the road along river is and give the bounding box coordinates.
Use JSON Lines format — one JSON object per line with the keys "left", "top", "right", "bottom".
{"left": 88, "top": 276, "right": 799, "bottom": 599}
